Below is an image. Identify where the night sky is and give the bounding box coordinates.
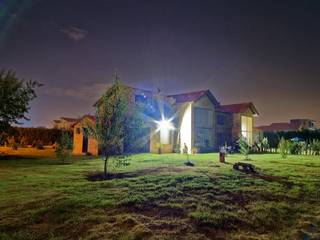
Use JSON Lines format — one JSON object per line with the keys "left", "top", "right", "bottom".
{"left": 1, "top": 0, "right": 320, "bottom": 127}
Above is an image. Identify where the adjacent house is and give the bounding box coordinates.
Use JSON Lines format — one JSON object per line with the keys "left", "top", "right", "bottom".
{"left": 72, "top": 86, "right": 259, "bottom": 155}
{"left": 257, "top": 119, "right": 317, "bottom": 132}
{"left": 52, "top": 117, "right": 78, "bottom": 130}
{"left": 72, "top": 115, "right": 98, "bottom": 155}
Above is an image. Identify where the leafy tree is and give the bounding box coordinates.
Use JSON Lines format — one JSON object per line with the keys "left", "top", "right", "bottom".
{"left": 85, "top": 75, "right": 142, "bottom": 179}
{"left": 0, "top": 70, "right": 42, "bottom": 133}
{"left": 55, "top": 131, "right": 73, "bottom": 164}
{"left": 278, "top": 137, "right": 289, "bottom": 158}
{"left": 238, "top": 136, "right": 250, "bottom": 160}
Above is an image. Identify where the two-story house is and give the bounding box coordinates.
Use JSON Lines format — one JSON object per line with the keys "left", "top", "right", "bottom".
{"left": 71, "top": 86, "right": 259, "bottom": 155}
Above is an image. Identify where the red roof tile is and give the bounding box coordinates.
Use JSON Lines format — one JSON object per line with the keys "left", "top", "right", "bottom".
{"left": 167, "top": 90, "right": 219, "bottom": 105}
{"left": 218, "top": 102, "right": 259, "bottom": 115}
{"left": 71, "top": 115, "right": 95, "bottom": 127}
{"left": 60, "top": 117, "right": 78, "bottom": 122}
{"left": 257, "top": 122, "right": 300, "bottom": 132}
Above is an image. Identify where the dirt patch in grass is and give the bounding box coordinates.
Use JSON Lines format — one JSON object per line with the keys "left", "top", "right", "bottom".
{"left": 85, "top": 166, "right": 187, "bottom": 181}
{"left": 253, "top": 173, "right": 294, "bottom": 188}
{"left": 133, "top": 203, "right": 186, "bottom": 219}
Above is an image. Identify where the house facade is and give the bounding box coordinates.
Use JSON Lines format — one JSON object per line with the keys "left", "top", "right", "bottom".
{"left": 72, "top": 115, "right": 98, "bottom": 155}
{"left": 257, "top": 119, "right": 317, "bottom": 132}
{"left": 72, "top": 86, "right": 258, "bottom": 155}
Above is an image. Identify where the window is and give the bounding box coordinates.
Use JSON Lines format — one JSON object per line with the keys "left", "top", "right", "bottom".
{"left": 135, "top": 94, "right": 147, "bottom": 104}
{"left": 76, "top": 128, "right": 81, "bottom": 134}
{"left": 217, "top": 115, "right": 224, "bottom": 125}
{"left": 194, "top": 108, "right": 213, "bottom": 128}
{"left": 194, "top": 108, "right": 213, "bottom": 147}
{"left": 195, "top": 128, "right": 212, "bottom": 147}
{"left": 241, "top": 116, "right": 253, "bottom": 144}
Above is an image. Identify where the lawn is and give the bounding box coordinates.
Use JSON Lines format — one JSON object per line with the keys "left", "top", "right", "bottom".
{"left": 0, "top": 150, "right": 320, "bottom": 240}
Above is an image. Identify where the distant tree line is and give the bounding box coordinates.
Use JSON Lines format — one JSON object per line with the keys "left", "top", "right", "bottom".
{"left": 0, "top": 127, "right": 72, "bottom": 148}
{"left": 263, "top": 130, "right": 320, "bottom": 150}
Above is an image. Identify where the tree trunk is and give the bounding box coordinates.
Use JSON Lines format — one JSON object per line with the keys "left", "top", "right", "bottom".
{"left": 104, "top": 156, "right": 108, "bottom": 179}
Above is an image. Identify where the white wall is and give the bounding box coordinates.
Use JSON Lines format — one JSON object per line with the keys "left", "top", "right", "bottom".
{"left": 180, "top": 103, "right": 192, "bottom": 154}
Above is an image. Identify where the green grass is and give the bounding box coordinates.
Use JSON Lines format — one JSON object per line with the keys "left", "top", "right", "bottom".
{"left": 0, "top": 153, "right": 320, "bottom": 239}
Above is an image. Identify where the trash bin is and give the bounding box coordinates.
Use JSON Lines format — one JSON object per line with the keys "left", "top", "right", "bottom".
{"left": 219, "top": 152, "right": 225, "bottom": 163}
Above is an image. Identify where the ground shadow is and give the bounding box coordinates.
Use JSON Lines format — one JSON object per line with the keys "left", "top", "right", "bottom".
{"left": 0, "top": 155, "right": 36, "bottom": 160}
{"left": 252, "top": 172, "right": 294, "bottom": 188}
{"left": 85, "top": 166, "right": 185, "bottom": 181}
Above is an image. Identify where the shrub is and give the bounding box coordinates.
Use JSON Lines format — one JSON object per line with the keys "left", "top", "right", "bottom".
{"left": 0, "top": 127, "right": 70, "bottom": 147}
{"left": 192, "top": 147, "right": 198, "bottom": 154}
{"left": 278, "top": 137, "right": 289, "bottom": 158}
{"left": 7, "top": 137, "right": 18, "bottom": 150}
{"left": 301, "top": 141, "right": 309, "bottom": 155}
{"left": 289, "top": 141, "right": 302, "bottom": 155}
{"left": 55, "top": 132, "right": 73, "bottom": 164}
{"left": 238, "top": 136, "right": 250, "bottom": 160}
{"left": 35, "top": 141, "right": 44, "bottom": 150}
{"left": 310, "top": 139, "right": 320, "bottom": 155}
{"left": 261, "top": 137, "right": 269, "bottom": 152}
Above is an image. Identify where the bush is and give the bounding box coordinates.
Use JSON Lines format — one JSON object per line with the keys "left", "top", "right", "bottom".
{"left": 11, "top": 142, "right": 18, "bottom": 150}
{"left": 310, "top": 140, "right": 320, "bottom": 155}
{"left": 289, "top": 141, "right": 302, "bottom": 155}
{"left": 7, "top": 137, "right": 18, "bottom": 150}
{"left": 301, "top": 141, "right": 309, "bottom": 155}
{"left": 261, "top": 137, "right": 269, "bottom": 152}
{"left": 35, "top": 141, "right": 44, "bottom": 150}
{"left": 278, "top": 137, "right": 289, "bottom": 158}
{"left": 55, "top": 132, "right": 73, "bottom": 164}
{"left": 0, "top": 127, "right": 71, "bottom": 147}
{"left": 238, "top": 136, "right": 250, "bottom": 160}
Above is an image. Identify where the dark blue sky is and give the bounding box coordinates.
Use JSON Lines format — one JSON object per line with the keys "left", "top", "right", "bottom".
{"left": 1, "top": 0, "right": 320, "bottom": 127}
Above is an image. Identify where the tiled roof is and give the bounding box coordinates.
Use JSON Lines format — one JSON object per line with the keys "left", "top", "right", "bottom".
{"left": 167, "top": 90, "right": 219, "bottom": 105}
{"left": 218, "top": 102, "right": 259, "bottom": 115}
{"left": 83, "top": 115, "right": 96, "bottom": 121}
{"left": 60, "top": 117, "right": 78, "bottom": 122}
{"left": 71, "top": 115, "right": 95, "bottom": 127}
{"left": 257, "top": 122, "right": 300, "bottom": 132}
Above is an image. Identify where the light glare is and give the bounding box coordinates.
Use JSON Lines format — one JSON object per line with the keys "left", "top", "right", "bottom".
{"left": 155, "top": 118, "right": 174, "bottom": 132}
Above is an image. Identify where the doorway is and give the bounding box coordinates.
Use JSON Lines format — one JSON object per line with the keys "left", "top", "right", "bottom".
{"left": 82, "top": 134, "right": 88, "bottom": 153}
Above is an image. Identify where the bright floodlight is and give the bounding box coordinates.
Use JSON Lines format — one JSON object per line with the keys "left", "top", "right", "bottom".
{"left": 155, "top": 117, "right": 174, "bottom": 145}
{"left": 155, "top": 118, "right": 174, "bottom": 132}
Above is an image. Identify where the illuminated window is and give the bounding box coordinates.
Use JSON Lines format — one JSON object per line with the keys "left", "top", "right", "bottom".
{"left": 241, "top": 116, "right": 253, "bottom": 144}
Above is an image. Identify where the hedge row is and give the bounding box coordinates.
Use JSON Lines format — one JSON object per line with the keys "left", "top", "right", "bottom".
{"left": 0, "top": 127, "right": 72, "bottom": 146}
{"left": 263, "top": 130, "right": 320, "bottom": 148}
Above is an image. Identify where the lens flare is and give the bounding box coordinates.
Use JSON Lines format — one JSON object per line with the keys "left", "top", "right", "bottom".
{"left": 155, "top": 117, "right": 174, "bottom": 132}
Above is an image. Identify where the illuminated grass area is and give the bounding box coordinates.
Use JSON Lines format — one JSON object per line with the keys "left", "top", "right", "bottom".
{"left": 0, "top": 151, "right": 320, "bottom": 239}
